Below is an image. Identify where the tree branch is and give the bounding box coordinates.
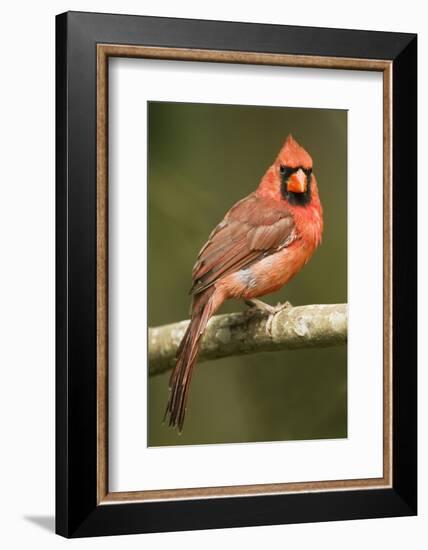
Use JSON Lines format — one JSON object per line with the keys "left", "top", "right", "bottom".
{"left": 149, "top": 303, "right": 347, "bottom": 377}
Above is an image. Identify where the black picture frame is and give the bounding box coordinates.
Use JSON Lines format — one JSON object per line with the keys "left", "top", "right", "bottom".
{"left": 56, "top": 11, "right": 417, "bottom": 538}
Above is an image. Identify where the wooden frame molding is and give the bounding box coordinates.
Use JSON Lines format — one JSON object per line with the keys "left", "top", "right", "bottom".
{"left": 96, "top": 44, "right": 393, "bottom": 505}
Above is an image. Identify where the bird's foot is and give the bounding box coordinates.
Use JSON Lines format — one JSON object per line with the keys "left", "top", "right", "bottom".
{"left": 244, "top": 299, "right": 293, "bottom": 335}
{"left": 265, "top": 301, "right": 293, "bottom": 336}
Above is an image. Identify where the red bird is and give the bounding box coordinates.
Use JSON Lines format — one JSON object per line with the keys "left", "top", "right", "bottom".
{"left": 165, "top": 135, "right": 323, "bottom": 431}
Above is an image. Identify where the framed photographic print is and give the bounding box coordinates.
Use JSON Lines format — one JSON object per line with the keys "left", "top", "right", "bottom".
{"left": 56, "top": 11, "right": 417, "bottom": 537}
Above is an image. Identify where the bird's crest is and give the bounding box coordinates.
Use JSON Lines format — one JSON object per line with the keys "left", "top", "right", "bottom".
{"left": 276, "top": 134, "right": 313, "bottom": 170}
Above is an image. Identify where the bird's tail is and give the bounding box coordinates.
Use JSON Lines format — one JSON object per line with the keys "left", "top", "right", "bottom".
{"left": 164, "top": 287, "right": 216, "bottom": 432}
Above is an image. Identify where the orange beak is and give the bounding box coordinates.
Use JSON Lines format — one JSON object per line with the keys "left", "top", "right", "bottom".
{"left": 287, "top": 169, "right": 307, "bottom": 194}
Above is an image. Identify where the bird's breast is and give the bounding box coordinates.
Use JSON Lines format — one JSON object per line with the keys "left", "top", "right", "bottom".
{"left": 218, "top": 241, "right": 314, "bottom": 300}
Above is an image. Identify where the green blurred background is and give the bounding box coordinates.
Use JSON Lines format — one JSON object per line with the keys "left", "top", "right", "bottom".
{"left": 147, "top": 101, "right": 347, "bottom": 446}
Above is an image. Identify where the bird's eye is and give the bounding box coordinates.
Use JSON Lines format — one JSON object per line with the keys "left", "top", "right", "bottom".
{"left": 304, "top": 168, "right": 313, "bottom": 176}
{"left": 279, "top": 165, "right": 286, "bottom": 175}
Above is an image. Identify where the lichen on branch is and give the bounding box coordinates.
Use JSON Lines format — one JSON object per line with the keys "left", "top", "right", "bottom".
{"left": 148, "top": 303, "right": 347, "bottom": 377}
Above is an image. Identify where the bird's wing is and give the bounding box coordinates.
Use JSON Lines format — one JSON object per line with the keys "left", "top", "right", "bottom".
{"left": 191, "top": 193, "right": 297, "bottom": 295}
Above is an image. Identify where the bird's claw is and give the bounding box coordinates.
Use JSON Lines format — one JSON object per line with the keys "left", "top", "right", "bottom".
{"left": 265, "top": 301, "right": 293, "bottom": 336}
{"left": 244, "top": 299, "right": 292, "bottom": 336}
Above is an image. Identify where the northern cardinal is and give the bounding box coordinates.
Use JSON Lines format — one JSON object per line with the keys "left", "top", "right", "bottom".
{"left": 165, "top": 135, "right": 323, "bottom": 431}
